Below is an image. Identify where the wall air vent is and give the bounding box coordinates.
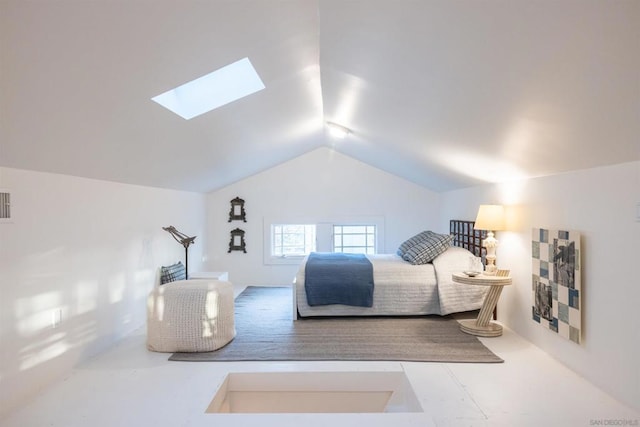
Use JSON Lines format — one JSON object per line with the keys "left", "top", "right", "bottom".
{"left": 0, "top": 191, "right": 11, "bottom": 221}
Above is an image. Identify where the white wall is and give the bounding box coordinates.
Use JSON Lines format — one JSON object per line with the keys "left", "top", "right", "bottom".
{"left": 5, "top": 155, "right": 636, "bottom": 415}
{"left": 439, "top": 161, "right": 640, "bottom": 411}
{"left": 204, "top": 147, "right": 442, "bottom": 286}
{"left": 0, "top": 167, "right": 205, "bottom": 416}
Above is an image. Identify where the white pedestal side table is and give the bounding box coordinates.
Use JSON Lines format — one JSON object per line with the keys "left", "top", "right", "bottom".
{"left": 452, "top": 272, "right": 512, "bottom": 337}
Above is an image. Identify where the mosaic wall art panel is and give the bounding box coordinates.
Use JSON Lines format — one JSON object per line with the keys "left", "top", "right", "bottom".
{"left": 532, "top": 228, "right": 581, "bottom": 344}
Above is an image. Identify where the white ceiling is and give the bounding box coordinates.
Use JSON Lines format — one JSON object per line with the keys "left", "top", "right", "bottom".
{"left": 1, "top": 0, "right": 638, "bottom": 193}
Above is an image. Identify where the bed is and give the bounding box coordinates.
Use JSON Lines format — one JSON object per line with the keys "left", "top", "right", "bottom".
{"left": 293, "top": 220, "right": 488, "bottom": 318}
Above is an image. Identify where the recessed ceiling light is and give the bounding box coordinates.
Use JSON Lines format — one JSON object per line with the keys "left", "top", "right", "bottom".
{"left": 326, "top": 121, "right": 351, "bottom": 139}
{"left": 151, "top": 57, "right": 265, "bottom": 120}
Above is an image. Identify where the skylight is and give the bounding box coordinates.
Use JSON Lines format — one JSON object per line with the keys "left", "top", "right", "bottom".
{"left": 151, "top": 57, "right": 265, "bottom": 120}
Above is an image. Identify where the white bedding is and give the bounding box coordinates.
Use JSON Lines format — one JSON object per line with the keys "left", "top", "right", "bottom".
{"left": 294, "top": 246, "right": 488, "bottom": 318}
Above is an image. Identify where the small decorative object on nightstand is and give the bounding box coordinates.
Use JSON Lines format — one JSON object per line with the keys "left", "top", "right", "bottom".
{"left": 452, "top": 270, "right": 512, "bottom": 337}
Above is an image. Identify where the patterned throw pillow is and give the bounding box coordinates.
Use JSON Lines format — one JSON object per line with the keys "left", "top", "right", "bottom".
{"left": 402, "top": 233, "right": 454, "bottom": 265}
{"left": 160, "top": 261, "right": 186, "bottom": 284}
{"left": 396, "top": 230, "right": 434, "bottom": 257}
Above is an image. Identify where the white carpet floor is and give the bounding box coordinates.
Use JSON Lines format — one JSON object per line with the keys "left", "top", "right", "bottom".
{"left": 2, "top": 291, "right": 638, "bottom": 426}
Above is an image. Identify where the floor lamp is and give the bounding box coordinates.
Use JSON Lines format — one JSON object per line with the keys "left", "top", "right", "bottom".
{"left": 162, "top": 226, "right": 196, "bottom": 279}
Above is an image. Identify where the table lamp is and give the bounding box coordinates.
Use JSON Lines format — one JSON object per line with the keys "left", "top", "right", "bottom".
{"left": 474, "top": 205, "right": 505, "bottom": 275}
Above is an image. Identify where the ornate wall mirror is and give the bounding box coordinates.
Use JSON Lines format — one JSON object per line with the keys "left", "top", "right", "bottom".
{"left": 228, "top": 197, "right": 247, "bottom": 222}
{"left": 228, "top": 228, "right": 247, "bottom": 253}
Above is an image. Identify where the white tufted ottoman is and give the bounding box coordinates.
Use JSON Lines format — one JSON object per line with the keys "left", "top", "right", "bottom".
{"left": 146, "top": 280, "right": 236, "bottom": 352}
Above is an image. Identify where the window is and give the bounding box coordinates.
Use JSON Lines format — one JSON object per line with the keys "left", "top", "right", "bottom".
{"left": 271, "top": 224, "right": 316, "bottom": 258}
{"left": 151, "top": 57, "right": 265, "bottom": 120}
{"left": 333, "top": 225, "right": 376, "bottom": 254}
{"left": 264, "top": 216, "right": 383, "bottom": 265}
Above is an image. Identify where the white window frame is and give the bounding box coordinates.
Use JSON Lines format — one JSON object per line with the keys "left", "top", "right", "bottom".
{"left": 271, "top": 224, "right": 316, "bottom": 258}
{"left": 263, "top": 216, "right": 385, "bottom": 265}
{"left": 333, "top": 224, "right": 377, "bottom": 254}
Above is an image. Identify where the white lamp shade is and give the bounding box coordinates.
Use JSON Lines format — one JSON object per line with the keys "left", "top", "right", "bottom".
{"left": 474, "top": 205, "right": 505, "bottom": 231}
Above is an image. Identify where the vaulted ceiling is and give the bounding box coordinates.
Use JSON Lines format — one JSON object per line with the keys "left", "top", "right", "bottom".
{"left": 1, "top": 1, "right": 638, "bottom": 193}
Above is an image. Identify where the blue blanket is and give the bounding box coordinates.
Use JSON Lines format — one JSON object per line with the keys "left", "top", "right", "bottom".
{"left": 304, "top": 252, "right": 374, "bottom": 307}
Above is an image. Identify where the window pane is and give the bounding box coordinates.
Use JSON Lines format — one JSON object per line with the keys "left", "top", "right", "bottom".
{"left": 342, "top": 247, "right": 360, "bottom": 254}
{"left": 367, "top": 235, "right": 375, "bottom": 247}
{"left": 343, "top": 234, "right": 366, "bottom": 247}
{"left": 272, "top": 224, "right": 316, "bottom": 257}
{"left": 333, "top": 224, "right": 376, "bottom": 254}
{"left": 283, "top": 246, "right": 301, "bottom": 255}
{"left": 341, "top": 226, "right": 363, "bottom": 234}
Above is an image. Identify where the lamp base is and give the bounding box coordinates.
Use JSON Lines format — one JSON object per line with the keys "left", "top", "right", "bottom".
{"left": 482, "top": 232, "right": 498, "bottom": 276}
{"left": 484, "top": 255, "right": 497, "bottom": 276}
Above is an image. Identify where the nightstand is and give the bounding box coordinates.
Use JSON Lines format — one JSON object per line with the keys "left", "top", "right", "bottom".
{"left": 452, "top": 272, "right": 512, "bottom": 337}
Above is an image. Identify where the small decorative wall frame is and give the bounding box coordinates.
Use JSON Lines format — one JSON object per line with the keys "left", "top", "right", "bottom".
{"left": 228, "top": 228, "right": 247, "bottom": 253}
{"left": 532, "top": 228, "right": 581, "bottom": 344}
{"left": 228, "top": 197, "right": 247, "bottom": 222}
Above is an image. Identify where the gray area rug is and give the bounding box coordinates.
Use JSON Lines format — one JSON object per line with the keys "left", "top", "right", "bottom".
{"left": 170, "top": 286, "right": 503, "bottom": 363}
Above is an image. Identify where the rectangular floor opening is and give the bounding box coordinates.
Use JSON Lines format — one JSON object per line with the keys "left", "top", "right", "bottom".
{"left": 206, "top": 371, "right": 423, "bottom": 414}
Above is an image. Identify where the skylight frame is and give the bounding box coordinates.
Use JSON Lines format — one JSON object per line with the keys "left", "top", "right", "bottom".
{"left": 151, "top": 57, "right": 265, "bottom": 120}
